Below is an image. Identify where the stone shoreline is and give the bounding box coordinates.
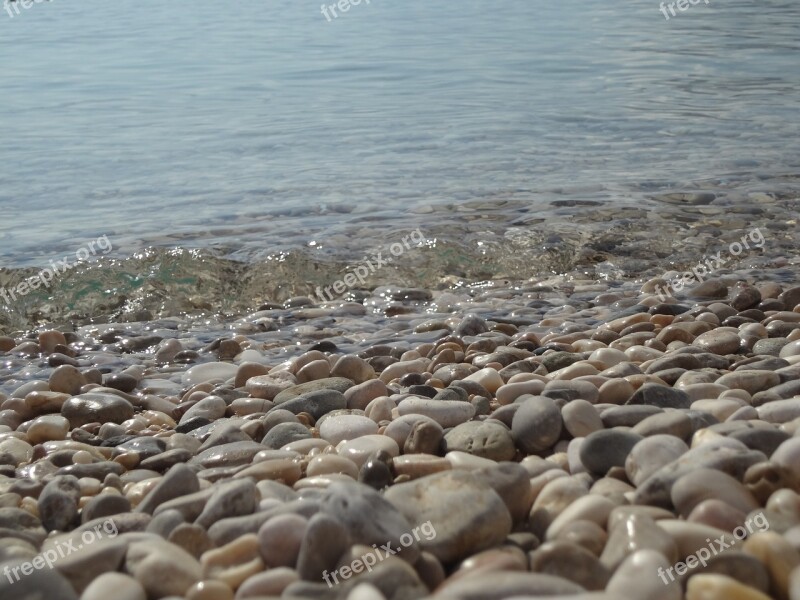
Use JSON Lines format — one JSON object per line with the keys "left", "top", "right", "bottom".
{"left": 1, "top": 272, "right": 800, "bottom": 600}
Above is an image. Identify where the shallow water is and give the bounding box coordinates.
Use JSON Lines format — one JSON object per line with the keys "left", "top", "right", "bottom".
{"left": 1, "top": 0, "right": 798, "bottom": 327}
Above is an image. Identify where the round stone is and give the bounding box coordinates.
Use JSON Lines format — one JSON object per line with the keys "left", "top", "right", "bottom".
{"left": 318, "top": 415, "right": 378, "bottom": 445}
{"left": 49, "top": 365, "right": 86, "bottom": 395}
{"left": 443, "top": 421, "right": 516, "bottom": 461}
{"left": 580, "top": 429, "right": 644, "bottom": 476}
{"left": 511, "top": 396, "right": 563, "bottom": 454}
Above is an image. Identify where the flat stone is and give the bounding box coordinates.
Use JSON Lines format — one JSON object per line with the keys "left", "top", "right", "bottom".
{"left": 692, "top": 330, "right": 742, "bottom": 355}
{"left": 319, "top": 415, "right": 379, "bottom": 445}
{"left": 273, "top": 377, "right": 354, "bottom": 403}
{"left": 631, "top": 411, "right": 693, "bottom": 440}
{"left": 385, "top": 470, "right": 512, "bottom": 563}
{"left": 443, "top": 421, "right": 516, "bottom": 461}
{"left": 627, "top": 384, "right": 691, "bottom": 409}
{"left": 542, "top": 380, "right": 599, "bottom": 404}
{"left": 62, "top": 392, "right": 134, "bottom": 428}
{"left": 181, "top": 362, "right": 238, "bottom": 386}
{"left": 190, "top": 440, "right": 265, "bottom": 469}
{"left": 753, "top": 338, "right": 791, "bottom": 356}
{"left": 715, "top": 370, "right": 781, "bottom": 394}
{"left": 275, "top": 389, "right": 348, "bottom": 420}
{"left": 601, "top": 405, "right": 662, "bottom": 428}
{"left": 396, "top": 397, "right": 476, "bottom": 428}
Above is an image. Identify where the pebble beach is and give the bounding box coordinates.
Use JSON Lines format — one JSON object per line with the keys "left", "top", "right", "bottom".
{"left": 3, "top": 261, "right": 800, "bottom": 600}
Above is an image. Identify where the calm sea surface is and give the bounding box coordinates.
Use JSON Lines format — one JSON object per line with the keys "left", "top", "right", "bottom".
{"left": 1, "top": 0, "right": 798, "bottom": 323}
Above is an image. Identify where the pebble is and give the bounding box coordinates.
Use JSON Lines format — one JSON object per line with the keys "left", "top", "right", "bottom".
{"left": 625, "top": 435, "right": 689, "bottom": 487}
{"left": 511, "top": 396, "right": 563, "bottom": 453}
{"left": 742, "top": 531, "right": 800, "bottom": 600}
{"left": 561, "top": 399, "right": 603, "bottom": 437}
{"left": 671, "top": 467, "right": 760, "bottom": 517}
{"left": 258, "top": 513, "right": 308, "bottom": 568}
{"left": 125, "top": 537, "right": 203, "bottom": 598}
{"left": 80, "top": 572, "right": 147, "bottom": 600}
{"left": 606, "top": 549, "right": 682, "bottom": 600}
{"left": 277, "top": 389, "right": 348, "bottom": 420}
{"left": 319, "top": 414, "right": 379, "bottom": 445}
{"left": 627, "top": 383, "right": 692, "bottom": 409}
{"left": 396, "top": 397, "right": 476, "bottom": 428}
{"left": 200, "top": 533, "right": 264, "bottom": 588}
{"left": 38, "top": 474, "right": 81, "bottom": 531}
{"left": 443, "top": 421, "right": 516, "bottom": 461}
{"left": 600, "top": 512, "right": 678, "bottom": 570}
{"left": 686, "top": 574, "right": 773, "bottom": 600}
{"left": 385, "top": 470, "right": 511, "bottom": 563}
{"left": 182, "top": 362, "right": 238, "bottom": 386}
{"left": 529, "top": 541, "right": 610, "bottom": 590}
{"left": 337, "top": 435, "right": 400, "bottom": 468}
{"left": 579, "top": 429, "right": 644, "bottom": 476}
{"left": 296, "top": 512, "right": 351, "bottom": 581}
{"left": 61, "top": 392, "right": 135, "bottom": 428}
